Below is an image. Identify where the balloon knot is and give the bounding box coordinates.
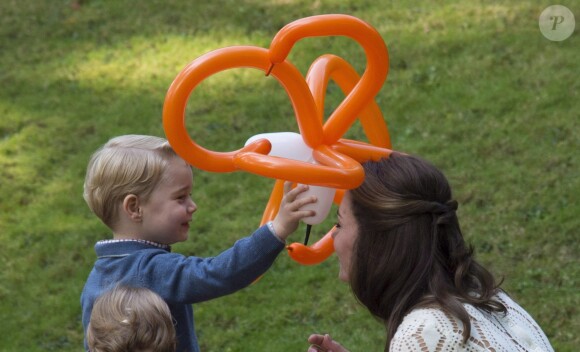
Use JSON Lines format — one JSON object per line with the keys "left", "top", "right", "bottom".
{"left": 265, "top": 63, "right": 275, "bottom": 76}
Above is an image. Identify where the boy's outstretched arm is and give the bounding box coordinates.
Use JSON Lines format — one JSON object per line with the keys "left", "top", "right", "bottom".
{"left": 132, "top": 182, "right": 319, "bottom": 303}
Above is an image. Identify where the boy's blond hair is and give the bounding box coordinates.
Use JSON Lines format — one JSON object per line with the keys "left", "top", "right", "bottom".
{"left": 83, "top": 135, "right": 178, "bottom": 228}
{"left": 87, "top": 285, "right": 176, "bottom": 352}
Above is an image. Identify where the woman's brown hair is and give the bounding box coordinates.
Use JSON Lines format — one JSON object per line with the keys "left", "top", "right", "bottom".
{"left": 348, "top": 154, "right": 505, "bottom": 350}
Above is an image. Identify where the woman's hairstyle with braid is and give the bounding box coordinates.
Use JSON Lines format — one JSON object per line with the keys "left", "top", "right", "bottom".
{"left": 348, "top": 154, "right": 505, "bottom": 350}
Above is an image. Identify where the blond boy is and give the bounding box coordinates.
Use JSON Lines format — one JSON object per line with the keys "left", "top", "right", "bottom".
{"left": 81, "top": 135, "right": 316, "bottom": 352}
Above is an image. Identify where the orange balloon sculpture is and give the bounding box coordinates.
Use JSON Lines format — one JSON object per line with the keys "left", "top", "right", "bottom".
{"left": 163, "top": 14, "right": 393, "bottom": 265}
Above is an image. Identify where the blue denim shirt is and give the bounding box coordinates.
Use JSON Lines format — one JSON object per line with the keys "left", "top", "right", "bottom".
{"left": 81, "top": 225, "right": 284, "bottom": 352}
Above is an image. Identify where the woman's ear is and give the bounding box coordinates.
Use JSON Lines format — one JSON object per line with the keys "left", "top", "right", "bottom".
{"left": 122, "top": 194, "right": 142, "bottom": 222}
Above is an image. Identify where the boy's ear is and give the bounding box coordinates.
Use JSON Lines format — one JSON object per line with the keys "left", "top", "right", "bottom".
{"left": 122, "top": 194, "right": 142, "bottom": 222}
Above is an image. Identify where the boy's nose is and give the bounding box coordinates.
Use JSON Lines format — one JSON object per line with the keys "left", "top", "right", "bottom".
{"left": 188, "top": 200, "right": 197, "bottom": 213}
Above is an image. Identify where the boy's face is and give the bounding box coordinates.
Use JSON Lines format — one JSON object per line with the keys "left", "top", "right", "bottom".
{"left": 139, "top": 157, "right": 197, "bottom": 244}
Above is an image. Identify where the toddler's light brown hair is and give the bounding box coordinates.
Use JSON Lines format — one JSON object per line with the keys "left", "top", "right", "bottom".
{"left": 87, "top": 285, "right": 176, "bottom": 352}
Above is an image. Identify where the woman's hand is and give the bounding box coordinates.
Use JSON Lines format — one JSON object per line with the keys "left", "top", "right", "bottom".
{"left": 272, "top": 182, "right": 317, "bottom": 241}
{"left": 307, "top": 334, "right": 349, "bottom": 352}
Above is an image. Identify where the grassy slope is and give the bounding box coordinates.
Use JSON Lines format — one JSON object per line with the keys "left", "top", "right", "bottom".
{"left": 0, "top": 0, "right": 577, "bottom": 350}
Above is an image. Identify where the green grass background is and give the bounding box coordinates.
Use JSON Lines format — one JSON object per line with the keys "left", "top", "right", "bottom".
{"left": 0, "top": 0, "right": 578, "bottom": 351}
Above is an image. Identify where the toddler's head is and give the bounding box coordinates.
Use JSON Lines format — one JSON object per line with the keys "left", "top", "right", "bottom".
{"left": 87, "top": 285, "right": 176, "bottom": 352}
{"left": 83, "top": 135, "right": 179, "bottom": 229}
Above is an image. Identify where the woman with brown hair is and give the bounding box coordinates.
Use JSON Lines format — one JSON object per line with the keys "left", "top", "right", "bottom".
{"left": 307, "top": 154, "right": 553, "bottom": 352}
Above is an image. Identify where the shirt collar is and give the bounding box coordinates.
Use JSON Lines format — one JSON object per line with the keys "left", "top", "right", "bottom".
{"left": 96, "top": 238, "right": 171, "bottom": 251}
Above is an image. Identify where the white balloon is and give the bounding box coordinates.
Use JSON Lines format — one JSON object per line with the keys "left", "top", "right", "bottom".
{"left": 245, "top": 132, "right": 312, "bottom": 161}
{"left": 245, "top": 132, "right": 336, "bottom": 225}
{"left": 296, "top": 184, "right": 335, "bottom": 225}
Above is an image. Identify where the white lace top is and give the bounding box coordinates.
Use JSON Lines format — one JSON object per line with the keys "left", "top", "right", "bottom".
{"left": 390, "top": 291, "right": 553, "bottom": 351}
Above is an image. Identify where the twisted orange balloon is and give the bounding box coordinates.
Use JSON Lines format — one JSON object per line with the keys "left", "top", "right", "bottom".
{"left": 163, "top": 14, "right": 393, "bottom": 265}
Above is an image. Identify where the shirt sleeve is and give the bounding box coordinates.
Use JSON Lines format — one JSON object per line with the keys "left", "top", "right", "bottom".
{"left": 135, "top": 225, "right": 285, "bottom": 303}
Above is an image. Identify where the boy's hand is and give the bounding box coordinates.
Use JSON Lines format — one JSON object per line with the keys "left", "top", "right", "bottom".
{"left": 307, "top": 334, "right": 349, "bottom": 352}
{"left": 272, "top": 182, "right": 317, "bottom": 241}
